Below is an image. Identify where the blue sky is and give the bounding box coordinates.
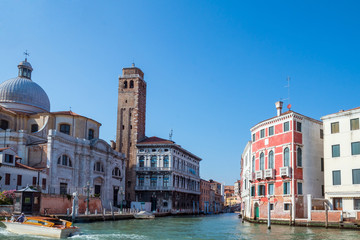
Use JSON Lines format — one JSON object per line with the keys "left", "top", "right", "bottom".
{"left": 1, "top": 1, "right": 360, "bottom": 185}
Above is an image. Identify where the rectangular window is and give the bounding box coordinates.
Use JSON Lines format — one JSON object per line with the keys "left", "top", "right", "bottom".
{"left": 297, "top": 182, "right": 303, "bottom": 195}
{"left": 353, "top": 169, "right": 360, "bottom": 184}
{"left": 163, "top": 175, "right": 169, "bottom": 187}
{"left": 320, "top": 129, "right": 324, "bottom": 139}
{"left": 32, "top": 177, "right": 37, "bottom": 186}
{"left": 5, "top": 154, "right": 14, "bottom": 164}
{"left": 351, "top": 142, "right": 360, "bottom": 155}
{"left": 150, "top": 176, "right": 157, "bottom": 187}
{"left": 321, "top": 158, "right": 324, "bottom": 172}
{"left": 5, "top": 173, "right": 10, "bottom": 185}
{"left": 138, "top": 177, "right": 144, "bottom": 186}
{"left": 331, "top": 122, "right": 339, "bottom": 134}
{"left": 252, "top": 133, "right": 256, "bottom": 142}
{"left": 297, "top": 122, "right": 302, "bottom": 132}
{"left": 60, "top": 124, "right": 71, "bottom": 135}
{"left": 258, "top": 185, "right": 265, "bottom": 196}
{"left": 351, "top": 118, "right": 359, "bottom": 130}
{"left": 284, "top": 203, "right": 291, "bottom": 210}
{"left": 60, "top": 183, "right": 68, "bottom": 195}
{"left": 260, "top": 129, "right": 265, "bottom": 138}
{"left": 268, "top": 183, "right": 274, "bottom": 196}
{"left": 354, "top": 199, "right": 360, "bottom": 210}
{"left": 332, "top": 144, "right": 340, "bottom": 157}
{"left": 270, "top": 203, "right": 274, "bottom": 211}
{"left": 42, "top": 178, "right": 46, "bottom": 190}
{"left": 251, "top": 186, "right": 255, "bottom": 196}
{"left": 284, "top": 122, "right": 290, "bottom": 132}
{"left": 283, "top": 182, "right": 290, "bottom": 195}
{"left": 17, "top": 175, "right": 22, "bottom": 186}
{"left": 333, "top": 170, "right": 341, "bottom": 185}
{"left": 269, "top": 126, "right": 274, "bottom": 136}
{"left": 333, "top": 198, "right": 342, "bottom": 210}
{"left": 321, "top": 185, "right": 324, "bottom": 196}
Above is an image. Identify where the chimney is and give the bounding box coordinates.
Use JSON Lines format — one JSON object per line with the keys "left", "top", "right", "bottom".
{"left": 275, "top": 101, "right": 283, "bottom": 116}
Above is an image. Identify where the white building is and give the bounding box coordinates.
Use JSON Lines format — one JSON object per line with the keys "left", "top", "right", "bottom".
{"left": 0, "top": 147, "right": 47, "bottom": 191}
{"left": 321, "top": 107, "right": 360, "bottom": 216}
{"left": 135, "top": 136, "right": 201, "bottom": 212}
{"left": 0, "top": 58, "right": 125, "bottom": 207}
{"left": 240, "top": 141, "right": 252, "bottom": 218}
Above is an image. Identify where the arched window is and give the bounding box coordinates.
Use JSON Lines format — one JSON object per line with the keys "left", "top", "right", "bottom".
{"left": 88, "top": 129, "right": 94, "bottom": 140}
{"left": 260, "top": 153, "right": 265, "bottom": 170}
{"left": 59, "top": 124, "right": 70, "bottom": 135}
{"left": 268, "top": 150, "right": 274, "bottom": 169}
{"left": 130, "top": 80, "right": 134, "bottom": 88}
{"left": 31, "top": 124, "right": 38, "bottom": 133}
{"left": 297, "top": 148, "right": 302, "bottom": 167}
{"left": 151, "top": 156, "right": 157, "bottom": 168}
{"left": 252, "top": 156, "right": 255, "bottom": 173}
{"left": 139, "top": 156, "right": 144, "bottom": 167}
{"left": 284, "top": 147, "right": 290, "bottom": 167}
{"left": 57, "top": 155, "right": 72, "bottom": 167}
{"left": 163, "top": 156, "right": 169, "bottom": 168}
{"left": 124, "top": 81, "right": 128, "bottom": 88}
{"left": 94, "top": 161, "right": 104, "bottom": 172}
{"left": 112, "top": 167, "right": 121, "bottom": 177}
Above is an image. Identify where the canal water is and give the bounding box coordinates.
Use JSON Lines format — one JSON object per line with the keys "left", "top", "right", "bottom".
{"left": 0, "top": 213, "right": 359, "bottom": 240}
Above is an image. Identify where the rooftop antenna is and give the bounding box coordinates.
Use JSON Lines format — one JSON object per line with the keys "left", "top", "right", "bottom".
{"left": 23, "top": 50, "right": 30, "bottom": 61}
{"left": 280, "top": 76, "right": 291, "bottom": 110}
{"left": 169, "top": 129, "right": 173, "bottom": 141}
{"left": 69, "top": 106, "right": 72, "bottom": 112}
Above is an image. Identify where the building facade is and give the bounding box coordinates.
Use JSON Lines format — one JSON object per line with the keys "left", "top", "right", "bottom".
{"left": 200, "top": 179, "right": 211, "bottom": 213}
{"left": 249, "top": 101, "right": 324, "bottom": 220}
{"left": 115, "top": 64, "right": 147, "bottom": 203}
{"left": 0, "top": 58, "right": 126, "bottom": 207}
{"left": 321, "top": 107, "right": 360, "bottom": 217}
{"left": 134, "top": 137, "right": 201, "bottom": 212}
{"left": 240, "top": 141, "right": 252, "bottom": 218}
{"left": 209, "top": 179, "right": 224, "bottom": 212}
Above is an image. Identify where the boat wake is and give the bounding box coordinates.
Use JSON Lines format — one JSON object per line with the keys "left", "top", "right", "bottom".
{"left": 70, "top": 233, "right": 146, "bottom": 240}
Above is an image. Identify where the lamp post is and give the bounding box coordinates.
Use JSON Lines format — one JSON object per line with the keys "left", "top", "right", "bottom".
{"left": 83, "top": 181, "right": 92, "bottom": 215}
{"left": 119, "top": 186, "right": 125, "bottom": 213}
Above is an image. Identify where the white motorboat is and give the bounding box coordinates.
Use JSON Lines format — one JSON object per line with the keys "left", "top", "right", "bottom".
{"left": 133, "top": 211, "right": 155, "bottom": 219}
{"left": 1, "top": 216, "right": 79, "bottom": 238}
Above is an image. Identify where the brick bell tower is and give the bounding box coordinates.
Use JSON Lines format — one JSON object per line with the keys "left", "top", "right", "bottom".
{"left": 116, "top": 63, "right": 146, "bottom": 203}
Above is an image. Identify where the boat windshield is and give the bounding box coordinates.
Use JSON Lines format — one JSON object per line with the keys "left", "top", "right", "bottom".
{"left": 45, "top": 219, "right": 64, "bottom": 225}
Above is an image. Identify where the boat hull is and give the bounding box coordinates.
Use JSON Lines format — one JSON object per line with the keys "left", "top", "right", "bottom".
{"left": 2, "top": 221, "right": 78, "bottom": 238}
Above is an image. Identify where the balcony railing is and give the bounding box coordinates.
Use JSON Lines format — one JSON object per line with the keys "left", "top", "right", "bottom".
{"left": 255, "top": 170, "right": 263, "bottom": 180}
{"left": 280, "top": 166, "right": 291, "bottom": 178}
{"left": 264, "top": 169, "right": 275, "bottom": 179}
{"left": 135, "top": 185, "right": 200, "bottom": 194}
{"left": 135, "top": 167, "right": 172, "bottom": 171}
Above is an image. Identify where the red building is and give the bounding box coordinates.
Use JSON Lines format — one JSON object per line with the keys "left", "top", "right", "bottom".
{"left": 249, "top": 101, "right": 323, "bottom": 221}
{"left": 200, "top": 179, "right": 211, "bottom": 213}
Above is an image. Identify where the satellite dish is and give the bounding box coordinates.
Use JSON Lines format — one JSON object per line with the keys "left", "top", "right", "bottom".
{"left": 287, "top": 104, "right": 292, "bottom": 110}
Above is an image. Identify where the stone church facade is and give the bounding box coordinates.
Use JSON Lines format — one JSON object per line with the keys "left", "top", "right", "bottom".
{"left": 0, "top": 58, "right": 125, "bottom": 207}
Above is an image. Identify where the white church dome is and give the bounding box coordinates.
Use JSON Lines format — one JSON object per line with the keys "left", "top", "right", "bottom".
{"left": 0, "top": 59, "right": 50, "bottom": 113}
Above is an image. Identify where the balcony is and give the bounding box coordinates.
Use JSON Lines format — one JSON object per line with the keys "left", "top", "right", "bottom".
{"left": 264, "top": 169, "right": 275, "bottom": 179}
{"left": 248, "top": 172, "right": 255, "bottom": 182}
{"left": 255, "top": 170, "right": 263, "bottom": 180}
{"left": 280, "top": 166, "right": 291, "bottom": 178}
{"left": 135, "top": 167, "right": 172, "bottom": 172}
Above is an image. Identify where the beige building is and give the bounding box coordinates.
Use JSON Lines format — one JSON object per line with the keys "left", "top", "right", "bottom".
{"left": 321, "top": 107, "right": 360, "bottom": 216}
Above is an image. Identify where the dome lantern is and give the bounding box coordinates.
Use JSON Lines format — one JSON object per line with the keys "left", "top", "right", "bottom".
{"left": 17, "top": 51, "right": 33, "bottom": 79}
